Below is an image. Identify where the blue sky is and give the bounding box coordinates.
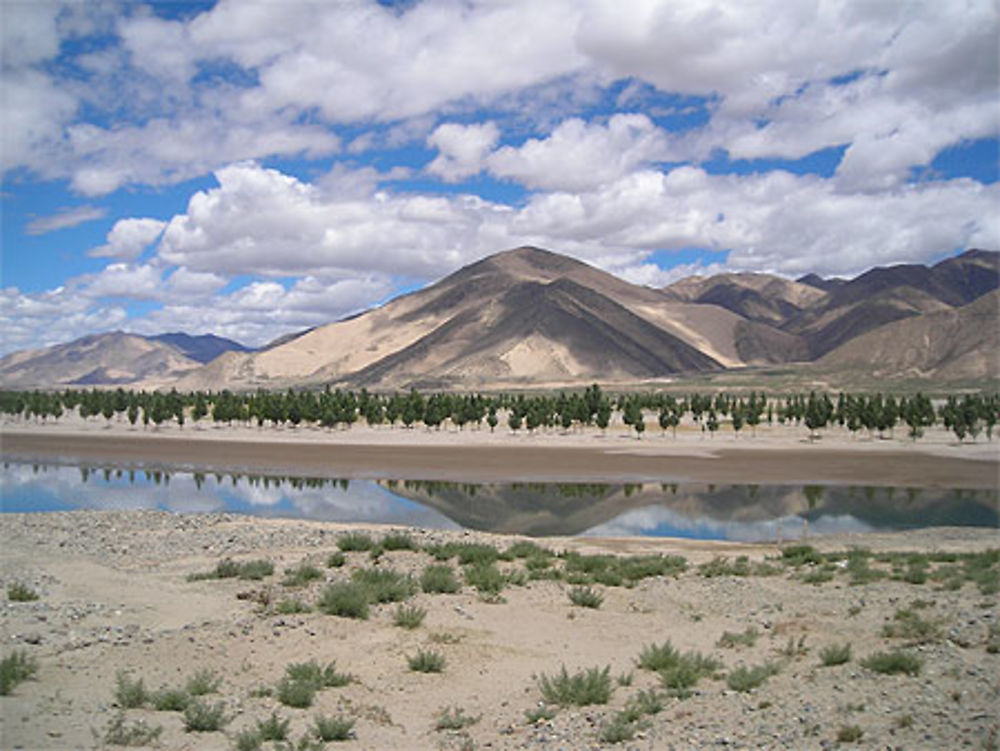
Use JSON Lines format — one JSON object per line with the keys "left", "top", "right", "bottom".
{"left": 1, "top": 0, "right": 997, "bottom": 354}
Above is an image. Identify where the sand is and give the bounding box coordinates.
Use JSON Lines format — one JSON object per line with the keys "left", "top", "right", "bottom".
{"left": 1, "top": 512, "right": 998, "bottom": 750}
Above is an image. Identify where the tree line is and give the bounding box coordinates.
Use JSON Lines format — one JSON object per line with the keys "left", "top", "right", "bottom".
{"left": 0, "top": 385, "right": 996, "bottom": 444}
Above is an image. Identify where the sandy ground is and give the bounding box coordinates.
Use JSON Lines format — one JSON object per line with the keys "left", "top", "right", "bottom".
{"left": 2, "top": 413, "right": 998, "bottom": 488}
{"left": 2, "top": 511, "right": 998, "bottom": 750}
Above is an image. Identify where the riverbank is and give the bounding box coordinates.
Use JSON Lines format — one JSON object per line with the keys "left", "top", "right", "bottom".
{"left": 2, "top": 415, "right": 998, "bottom": 487}
{"left": 2, "top": 511, "right": 998, "bottom": 750}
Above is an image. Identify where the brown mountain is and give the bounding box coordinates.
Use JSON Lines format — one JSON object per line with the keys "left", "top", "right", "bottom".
{"left": 818, "top": 289, "right": 1000, "bottom": 380}
{"left": 2, "top": 246, "right": 997, "bottom": 391}
{"left": 0, "top": 332, "right": 204, "bottom": 390}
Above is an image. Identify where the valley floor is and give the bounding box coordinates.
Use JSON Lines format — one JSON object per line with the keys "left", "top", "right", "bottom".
{"left": 1, "top": 512, "right": 998, "bottom": 750}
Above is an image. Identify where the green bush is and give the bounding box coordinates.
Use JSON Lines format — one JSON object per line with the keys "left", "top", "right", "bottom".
{"left": 599, "top": 713, "right": 637, "bottom": 744}
{"left": 881, "top": 609, "right": 940, "bottom": 643}
{"left": 151, "top": 686, "right": 189, "bottom": 711}
{"left": 277, "top": 677, "right": 315, "bottom": 708}
{"left": 185, "top": 668, "right": 221, "bottom": 696}
{"left": 103, "top": 712, "right": 163, "bottom": 746}
{"left": 625, "top": 688, "right": 664, "bottom": 717}
{"left": 780, "top": 545, "right": 822, "bottom": 566}
{"left": 7, "top": 582, "right": 39, "bottom": 601}
{"left": 421, "top": 563, "right": 461, "bottom": 594}
{"left": 114, "top": 671, "right": 149, "bottom": 708}
{"left": 382, "top": 532, "right": 417, "bottom": 550}
{"left": 326, "top": 551, "right": 346, "bottom": 568}
{"left": 524, "top": 705, "right": 557, "bottom": 723}
{"left": 274, "top": 598, "right": 310, "bottom": 615}
{"left": 285, "top": 660, "right": 352, "bottom": 689}
{"left": 537, "top": 665, "right": 613, "bottom": 707}
{"left": 256, "top": 711, "right": 290, "bottom": 741}
{"left": 338, "top": 532, "right": 375, "bottom": 552}
{"left": 0, "top": 650, "right": 38, "bottom": 696}
{"left": 717, "top": 627, "right": 759, "bottom": 648}
{"left": 313, "top": 713, "right": 355, "bottom": 742}
{"left": 426, "top": 541, "right": 501, "bottom": 565}
{"left": 819, "top": 643, "right": 852, "bottom": 667}
{"left": 352, "top": 567, "right": 416, "bottom": 603}
{"left": 464, "top": 561, "right": 506, "bottom": 596}
{"left": 182, "top": 699, "right": 229, "bottom": 732}
{"left": 637, "top": 640, "right": 680, "bottom": 672}
{"left": 393, "top": 604, "right": 426, "bottom": 629}
{"left": 434, "top": 706, "right": 479, "bottom": 731}
{"left": 726, "top": 662, "right": 779, "bottom": 692}
{"left": 567, "top": 586, "right": 603, "bottom": 609}
{"left": 860, "top": 650, "right": 922, "bottom": 676}
{"left": 506, "top": 541, "right": 551, "bottom": 559}
{"left": 318, "top": 582, "right": 370, "bottom": 619}
{"left": 837, "top": 724, "right": 864, "bottom": 743}
{"left": 282, "top": 563, "right": 324, "bottom": 588}
{"left": 187, "top": 558, "right": 273, "bottom": 581}
{"left": 407, "top": 649, "right": 446, "bottom": 673}
{"left": 233, "top": 727, "right": 263, "bottom": 751}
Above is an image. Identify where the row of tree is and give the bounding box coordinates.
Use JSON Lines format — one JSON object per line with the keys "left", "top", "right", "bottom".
{"left": 0, "top": 386, "right": 996, "bottom": 443}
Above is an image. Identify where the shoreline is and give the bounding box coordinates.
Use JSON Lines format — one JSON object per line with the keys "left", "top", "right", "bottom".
{"left": 3, "top": 423, "right": 998, "bottom": 487}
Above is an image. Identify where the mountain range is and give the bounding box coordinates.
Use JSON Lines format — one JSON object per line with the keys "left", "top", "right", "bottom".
{"left": 1, "top": 246, "right": 996, "bottom": 391}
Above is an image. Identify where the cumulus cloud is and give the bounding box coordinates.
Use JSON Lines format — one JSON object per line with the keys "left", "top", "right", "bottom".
{"left": 426, "top": 122, "right": 499, "bottom": 182}
{"left": 486, "top": 113, "right": 671, "bottom": 191}
{"left": 25, "top": 205, "right": 106, "bottom": 235}
{"left": 89, "top": 217, "right": 166, "bottom": 259}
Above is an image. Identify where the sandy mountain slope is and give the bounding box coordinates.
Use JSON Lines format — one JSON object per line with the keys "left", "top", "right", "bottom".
{"left": 818, "top": 289, "right": 1000, "bottom": 380}
{"left": 176, "top": 247, "right": 798, "bottom": 391}
{"left": 0, "top": 332, "right": 202, "bottom": 389}
{"left": 664, "top": 272, "right": 826, "bottom": 326}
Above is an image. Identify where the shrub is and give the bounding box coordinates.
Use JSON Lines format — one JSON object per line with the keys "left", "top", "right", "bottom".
{"left": 114, "top": 671, "right": 148, "bottom": 708}
{"left": 726, "top": 662, "right": 779, "bottom": 692}
{"left": 626, "top": 688, "right": 664, "bottom": 716}
{"left": 151, "top": 686, "right": 189, "bottom": 711}
{"left": 617, "top": 554, "right": 687, "bottom": 581}
{"left": 506, "top": 541, "right": 551, "bottom": 559}
{"left": 382, "top": 532, "right": 417, "bottom": 550}
{"left": 524, "top": 705, "right": 556, "bottom": 723}
{"left": 313, "top": 713, "right": 355, "bottom": 742}
{"left": 352, "top": 567, "right": 416, "bottom": 603}
{"left": 282, "top": 563, "right": 324, "bottom": 588}
{"left": 837, "top": 724, "right": 864, "bottom": 743}
{"left": 326, "top": 551, "right": 346, "bottom": 568}
{"left": 421, "top": 564, "right": 461, "bottom": 594}
{"left": 285, "top": 660, "right": 352, "bottom": 689}
{"left": 0, "top": 650, "right": 37, "bottom": 696}
{"left": 717, "top": 627, "right": 759, "bottom": 648}
{"left": 637, "top": 641, "right": 680, "bottom": 672}
{"left": 537, "top": 665, "right": 613, "bottom": 707}
{"left": 860, "top": 650, "right": 922, "bottom": 676}
{"left": 186, "top": 668, "right": 221, "bottom": 696}
{"left": 182, "top": 699, "right": 228, "bottom": 732}
{"left": 567, "top": 585, "right": 603, "bottom": 609}
{"left": 882, "top": 608, "right": 941, "bottom": 643}
{"left": 464, "top": 562, "right": 506, "bottom": 596}
{"left": 256, "top": 711, "right": 290, "bottom": 741}
{"left": 7, "top": 582, "right": 39, "bottom": 601}
{"left": 408, "top": 649, "right": 446, "bottom": 673}
{"left": 801, "top": 568, "right": 835, "bottom": 585}
{"left": 338, "top": 532, "right": 375, "bottom": 551}
{"left": 426, "top": 541, "right": 501, "bottom": 565}
{"left": 318, "top": 582, "right": 370, "bottom": 619}
{"left": 819, "top": 643, "right": 852, "bottom": 667}
{"left": 659, "top": 653, "right": 721, "bottom": 695}
{"left": 393, "top": 604, "right": 426, "bottom": 629}
{"left": 780, "top": 545, "right": 822, "bottom": 566}
{"left": 274, "top": 598, "right": 310, "bottom": 615}
{"left": 187, "top": 558, "right": 273, "bottom": 581}
{"left": 103, "top": 712, "right": 163, "bottom": 746}
{"left": 233, "top": 727, "right": 263, "bottom": 751}
{"left": 599, "top": 713, "right": 637, "bottom": 744}
{"left": 435, "top": 706, "right": 479, "bottom": 731}
{"left": 277, "top": 677, "right": 315, "bottom": 708}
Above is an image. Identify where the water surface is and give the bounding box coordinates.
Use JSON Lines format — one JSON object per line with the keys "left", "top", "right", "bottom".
{"left": 1, "top": 461, "right": 996, "bottom": 542}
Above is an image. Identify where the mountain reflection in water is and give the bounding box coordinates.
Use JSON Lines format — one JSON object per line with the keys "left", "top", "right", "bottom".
{"left": 1, "top": 461, "right": 996, "bottom": 542}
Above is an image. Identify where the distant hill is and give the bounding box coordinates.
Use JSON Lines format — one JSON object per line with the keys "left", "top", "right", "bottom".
{"left": 149, "top": 332, "right": 250, "bottom": 364}
{"left": 2, "top": 246, "right": 996, "bottom": 390}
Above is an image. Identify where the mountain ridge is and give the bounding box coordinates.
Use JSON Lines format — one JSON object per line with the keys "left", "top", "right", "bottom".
{"left": 2, "top": 246, "right": 997, "bottom": 390}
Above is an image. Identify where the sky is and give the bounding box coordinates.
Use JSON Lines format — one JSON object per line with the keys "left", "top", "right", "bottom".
{"left": 1, "top": 0, "right": 998, "bottom": 355}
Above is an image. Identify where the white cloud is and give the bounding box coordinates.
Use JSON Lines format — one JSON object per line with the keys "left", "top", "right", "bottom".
{"left": 1, "top": 2, "right": 61, "bottom": 68}
{"left": 486, "top": 113, "right": 671, "bottom": 191}
{"left": 90, "top": 217, "right": 166, "bottom": 259}
{"left": 426, "top": 121, "right": 499, "bottom": 182}
{"left": 25, "top": 205, "right": 106, "bottom": 235}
